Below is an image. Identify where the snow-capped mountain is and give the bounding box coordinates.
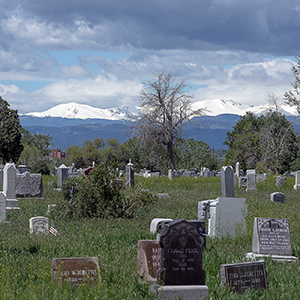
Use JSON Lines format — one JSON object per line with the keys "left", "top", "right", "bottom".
{"left": 23, "top": 102, "right": 131, "bottom": 120}
{"left": 191, "top": 99, "right": 298, "bottom": 116}
{"left": 22, "top": 99, "right": 298, "bottom": 121}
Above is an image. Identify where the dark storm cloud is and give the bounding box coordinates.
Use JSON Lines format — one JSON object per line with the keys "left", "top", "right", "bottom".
{"left": 17, "top": 0, "right": 300, "bottom": 55}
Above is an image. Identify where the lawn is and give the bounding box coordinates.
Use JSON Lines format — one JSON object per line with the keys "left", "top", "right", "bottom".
{"left": 0, "top": 175, "right": 299, "bottom": 299}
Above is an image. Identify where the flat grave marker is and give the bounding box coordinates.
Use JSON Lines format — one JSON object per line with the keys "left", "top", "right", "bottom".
{"left": 52, "top": 257, "right": 100, "bottom": 285}
{"left": 221, "top": 261, "right": 267, "bottom": 293}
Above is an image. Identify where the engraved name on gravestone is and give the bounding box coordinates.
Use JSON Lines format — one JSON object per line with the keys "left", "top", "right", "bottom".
{"left": 157, "top": 219, "right": 206, "bottom": 286}
{"left": 221, "top": 261, "right": 267, "bottom": 294}
{"left": 252, "top": 218, "right": 292, "bottom": 256}
{"left": 137, "top": 240, "right": 161, "bottom": 283}
{"left": 52, "top": 257, "right": 100, "bottom": 285}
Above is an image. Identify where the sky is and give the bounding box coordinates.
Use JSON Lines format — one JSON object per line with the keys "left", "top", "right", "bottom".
{"left": 0, "top": 0, "right": 300, "bottom": 114}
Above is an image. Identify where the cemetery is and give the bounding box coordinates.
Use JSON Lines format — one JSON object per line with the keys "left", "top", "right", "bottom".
{"left": 0, "top": 165, "right": 300, "bottom": 299}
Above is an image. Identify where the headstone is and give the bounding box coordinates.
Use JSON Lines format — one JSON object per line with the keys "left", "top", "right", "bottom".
{"left": 137, "top": 240, "right": 161, "bottom": 283}
{"left": 168, "top": 169, "right": 173, "bottom": 180}
{"left": 157, "top": 219, "right": 206, "bottom": 286}
{"left": 150, "top": 218, "right": 174, "bottom": 233}
{"left": 0, "top": 165, "right": 3, "bottom": 187}
{"left": 293, "top": 170, "right": 300, "bottom": 190}
{"left": 236, "top": 162, "right": 240, "bottom": 178}
{"left": 15, "top": 172, "right": 43, "bottom": 197}
{"left": 252, "top": 218, "right": 291, "bottom": 256}
{"left": 198, "top": 197, "right": 247, "bottom": 238}
{"left": 29, "top": 216, "right": 49, "bottom": 234}
{"left": 126, "top": 160, "right": 134, "bottom": 188}
{"left": 52, "top": 257, "right": 100, "bottom": 285}
{"left": 17, "top": 165, "right": 28, "bottom": 174}
{"left": 256, "top": 174, "right": 267, "bottom": 183}
{"left": 57, "top": 164, "right": 68, "bottom": 189}
{"left": 246, "top": 169, "right": 257, "bottom": 192}
{"left": 221, "top": 166, "right": 235, "bottom": 197}
{"left": 183, "top": 171, "right": 192, "bottom": 177}
{"left": 239, "top": 176, "right": 247, "bottom": 188}
{"left": 3, "top": 163, "right": 19, "bottom": 208}
{"left": 46, "top": 204, "right": 56, "bottom": 215}
{"left": 157, "top": 193, "right": 169, "bottom": 198}
{"left": 220, "top": 261, "right": 267, "bottom": 293}
{"left": 0, "top": 192, "right": 6, "bottom": 222}
{"left": 276, "top": 176, "right": 286, "bottom": 187}
{"left": 270, "top": 192, "right": 285, "bottom": 203}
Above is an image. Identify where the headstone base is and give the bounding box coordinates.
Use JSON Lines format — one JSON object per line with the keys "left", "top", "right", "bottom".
{"left": 151, "top": 285, "right": 209, "bottom": 300}
{"left": 246, "top": 252, "right": 298, "bottom": 262}
{"left": 6, "top": 199, "right": 20, "bottom": 209}
{"left": 293, "top": 184, "right": 300, "bottom": 190}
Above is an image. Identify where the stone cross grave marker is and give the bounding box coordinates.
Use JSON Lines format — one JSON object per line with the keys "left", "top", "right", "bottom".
{"left": 252, "top": 218, "right": 291, "bottom": 256}
{"left": 246, "top": 169, "right": 256, "bottom": 191}
{"left": 221, "top": 166, "right": 235, "bottom": 197}
{"left": 52, "top": 257, "right": 100, "bottom": 285}
{"left": 157, "top": 219, "right": 206, "bottom": 286}
{"left": 29, "top": 216, "right": 49, "bottom": 234}
{"left": 137, "top": 240, "right": 161, "bottom": 283}
{"left": 221, "top": 261, "right": 267, "bottom": 293}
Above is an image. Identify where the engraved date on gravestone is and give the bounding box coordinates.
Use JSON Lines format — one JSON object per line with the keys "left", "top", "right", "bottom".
{"left": 221, "top": 261, "right": 267, "bottom": 294}
{"left": 52, "top": 257, "right": 100, "bottom": 285}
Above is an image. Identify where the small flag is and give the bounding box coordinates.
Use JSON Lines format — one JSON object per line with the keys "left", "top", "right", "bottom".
{"left": 50, "top": 220, "right": 58, "bottom": 236}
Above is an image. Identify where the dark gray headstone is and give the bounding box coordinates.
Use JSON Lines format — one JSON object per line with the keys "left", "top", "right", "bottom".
{"left": 270, "top": 192, "right": 285, "bottom": 203}
{"left": 16, "top": 172, "right": 43, "bottom": 197}
{"left": 252, "top": 218, "right": 291, "bottom": 256}
{"left": 221, "top": 261, "right": 268, "bottom": 293}
{"left": 157, "top": 219, "right": 206, "bottom": 285}
{"left": 221, "top": 166, "right": 235, "bottom": 197}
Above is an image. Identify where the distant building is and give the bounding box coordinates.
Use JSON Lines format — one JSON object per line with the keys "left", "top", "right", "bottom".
{"left": 49, "top": 148, "right": 66, "bottom": 160}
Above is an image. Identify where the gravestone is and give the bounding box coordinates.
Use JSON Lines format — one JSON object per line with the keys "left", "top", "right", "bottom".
{"left": 156, "top": 193, "right": 169, "bottom": 198}
{"left": 17, "top": 165, "right": 28, "bottom": 174}
{"left": 126, "top": 160, "right": 134, "bottom": 188}
{"left": 221, "top": 166, "right": 235, "bottom": 197}
{"left": 246, "top": 170, "right": 257, "bottom": 192}
{"left": 157, "top": 219, "right": 206, "bottom": 286}
{"left": 0, "top": 192, "right": 6, "bottom": 222}
{"left": 3, "top": 163, "right": 19, "bottom": 209}
{"left": 221, "top": 261, "right": 267, "bottom": 293}
{"left": 276, "top": 176, "right": 286, "bottom": 187}
{"left": 29, "top": 216, "right": 49, "bottom": 234}
{"left": 16, "top": 172, "right": 43, "bottom": 197}
{"left": 239, "top": 176, "right": 247, "bottom": 188}
{"left": 137, "top": 240, "right": 161, "bottom": 283}
{"left": 57, "top": 164, "right": 68, "bottom": 189}
{"left": 270, "top": 192, "right": 285, "bottom": 203}
{"left": 252, "top": 218, "right": 291, "bottom": 255}
{"left": 52, "top": 257, "right": 100, "bottom": 285}
{"left": 198, "top": 197, "right": 246, "bottom": 238}
{"left": 294, "top": 170, "right": 300, "bottom": 190}
{"left": 150, "top": 218, "right": 174, "bottom": 233}
{"left": 236, "top": 162, "right": 240, "bottom": 178}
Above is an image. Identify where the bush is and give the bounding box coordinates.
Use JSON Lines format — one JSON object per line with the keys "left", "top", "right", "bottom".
{"left": 58, "top": 164, "right": 157, "bottom": 219}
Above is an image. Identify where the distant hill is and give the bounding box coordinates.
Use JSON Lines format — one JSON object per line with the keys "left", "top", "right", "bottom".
{"left": 21, "top": 114, "right": 241, "bottom": 150}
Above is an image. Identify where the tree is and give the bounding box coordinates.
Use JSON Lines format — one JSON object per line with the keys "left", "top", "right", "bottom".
{"left": 129, "top": 70, "right": 206, "bottom": 170}
{"left": 284, "top": 56, "right": 300, "bottom": 113}
{"left": 0, "top": 97, "right": 23, "bottom": 163}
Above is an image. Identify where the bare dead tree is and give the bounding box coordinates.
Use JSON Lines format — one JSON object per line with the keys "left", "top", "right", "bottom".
{"left": 129, "top": 70, "right": 206, "bottom": 170}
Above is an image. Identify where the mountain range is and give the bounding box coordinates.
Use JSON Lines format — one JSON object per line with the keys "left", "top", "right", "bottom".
{"left": 20, "top": 100, "right": 298, "bottom": 150}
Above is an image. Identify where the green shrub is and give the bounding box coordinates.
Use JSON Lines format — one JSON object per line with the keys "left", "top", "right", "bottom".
{"left": 31, "top": 159, "right": 51, "bottom": 175}
{"left": 58, "top": 164, "right": 157, "bottom": 219}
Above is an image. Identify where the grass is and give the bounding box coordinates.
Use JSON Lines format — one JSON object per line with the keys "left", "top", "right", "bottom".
{"left": 0, "top": 175, "right": 299, "bottom": 299}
